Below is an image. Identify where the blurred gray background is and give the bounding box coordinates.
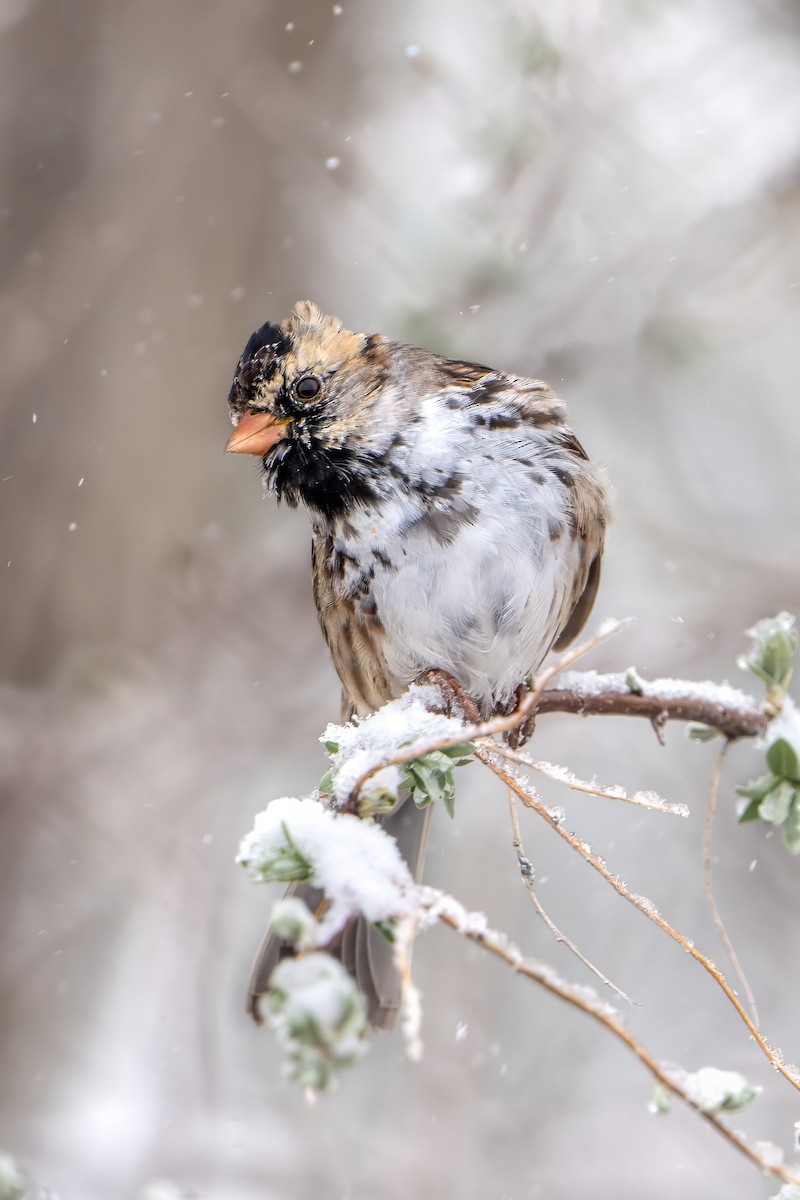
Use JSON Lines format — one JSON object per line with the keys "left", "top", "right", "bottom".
{"left": 2, "top": 0, "right": 800, "bottom": 1196}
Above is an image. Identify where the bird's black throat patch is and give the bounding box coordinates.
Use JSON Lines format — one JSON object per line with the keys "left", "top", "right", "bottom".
{"left": 264, "top": 437, "right": 379, "bottom": 519}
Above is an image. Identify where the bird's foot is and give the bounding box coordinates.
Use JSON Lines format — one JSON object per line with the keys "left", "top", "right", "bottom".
{"left": 501, "top": 684, "right": 537, "bottom": 750}
{"left": 414, "top": 669, "right": 482, "bottom": 724}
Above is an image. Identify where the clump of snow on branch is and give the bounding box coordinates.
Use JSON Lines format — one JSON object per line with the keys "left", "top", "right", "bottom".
{"left": 267, "top": 953, "right": 369, "bottom": 1090}
{"left": 270, "top": 896, "right": 320, "bottom": 949}
{"left": 655, "top": 1065, "right": 761, "bottom": 1115}
{"left": 237, "top": 796, "right": 416, "bottom": 941}
{"left": 321, "top": 683, "right": 470, "bottom": 811}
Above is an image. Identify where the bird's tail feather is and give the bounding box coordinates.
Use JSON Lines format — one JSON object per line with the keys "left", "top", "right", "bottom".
{"left": 246, "top": 795, "right": 432, "bottom": 1031}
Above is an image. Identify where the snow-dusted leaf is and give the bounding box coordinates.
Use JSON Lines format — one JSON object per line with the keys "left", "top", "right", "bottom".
{"left": 687, "top": 722, "right": 722, "bottom": 743}
{"left": 405, "top": 747, "right": 471, "bottom": 817}
{"left": 782, "top": 792, "right": 800, "bottom": 854}
{"left": 270, "top": 897, "right": 319, "bottom": 948}
{"left": 758, "top": 779, "right": 794, "bottom": 826}
{"left": 678, "top": 1066, "right": 761, "bottom": 1114}
{"left": 238, "top": 817, "right": 314, "bottom": 883}
{"left": 736, "top": 795, "right": 764, "bottom": 824}
{"left": 320, "top": 685, "right": 471, "bottom": 814}
{"left": 740, "top": 612, "right": 797, "bottom": 693}
{"left": 736, "top": 773, "right": 780, "bottom": 803}
{"left": 267, "top": 953, "right": 368, "bottom": 1090}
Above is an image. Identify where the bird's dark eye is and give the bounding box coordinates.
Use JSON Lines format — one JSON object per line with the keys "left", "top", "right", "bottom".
{"left": 294, "top": 375, "right": 321, "bottom": 402}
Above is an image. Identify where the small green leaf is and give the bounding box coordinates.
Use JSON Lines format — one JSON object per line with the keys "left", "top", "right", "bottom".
{"left": 371, "top": 791, "right": 403, "bottom": 817}
{"left": 760, "top": 629, "right": 797, "bottom": 691}
{"left": 439, "top": 742, "right": 475, "bottom": 760}
{"left": 736, "top": 773, "right": 780, "bottom": 802}
{"left": 403, "top": 749, "right": 463, "bottom": 818}
{"left": 688, "top": 723, "right": 722, "bottom": 743}
{"left": 686, "top": 1066, "right": 760, "bottom": 1113}
{"left": 736, "top": 796, "right": 763, "bottom": 824}
{"left": 322, "top": 738, "right": 340, "bottom": 754}
{"left": 318, "top": 768, "right": 335, "bottom": 794}
{"left": 740, "top": 612, "right": 797, "bottom": 693}
{"left": 650, "top": 1083, "right": 672, "bottom": 1114}
{"left": 374, "top": 920, "right": 396, "bottom": 944}
{"left": 783, "top": 792, "right": 800, "bottom": 854}
{"left": 625, "top": 666, "right": 645, "bottom": 694}
{"left": 758, "top": 779, "right": 794, "bottom": 826}
{"left": 241, "top": 820, "right": 314, "bottom": 883}
{"left": 766, "top": 738, "right": 800, "bottom": 782}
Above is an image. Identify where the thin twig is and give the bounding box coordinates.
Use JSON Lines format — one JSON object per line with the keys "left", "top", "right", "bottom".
{"left": 425, "top": 888, "right": 800, "bottom": 1190}
{"left": 702, "top": 742, "right": 760, "bottom": 1027}
{"left": 394, "top": 912, "right": 424, "bottom": 1062}
{"left": 476, "top": 744, "right": 800, "bottom": 1096}
{"left": 492, "top": 743, "right": 688, "bottom": 817}
{"left": 506, "top": 790, "right": 636, "bottom": 1005}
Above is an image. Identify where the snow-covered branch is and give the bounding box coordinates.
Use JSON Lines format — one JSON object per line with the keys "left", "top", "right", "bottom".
{"left": 235, "top": 612, "right": 800, "bottom": 1185}
{"left": 534, "top": 670, "right": 767, "bottom": 739}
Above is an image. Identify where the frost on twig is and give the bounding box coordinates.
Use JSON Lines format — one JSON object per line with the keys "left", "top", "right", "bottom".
{"left": 492, "top": 744, "right": 689, "bottom": 817}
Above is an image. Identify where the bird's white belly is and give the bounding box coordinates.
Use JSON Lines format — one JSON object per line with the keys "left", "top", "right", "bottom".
{"left": 335, "top": 477, "right": 577, "bottom": 712}
{"left": 375, "top": 530, "right": 566, "bottom": 709}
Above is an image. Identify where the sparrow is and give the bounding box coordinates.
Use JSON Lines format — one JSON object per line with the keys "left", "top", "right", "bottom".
{"left": 227, "top": 300, "right": 609, "bottom": 1028}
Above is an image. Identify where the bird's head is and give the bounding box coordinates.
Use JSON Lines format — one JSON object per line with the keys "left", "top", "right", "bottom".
{"left": 226, "top": 301, "right": 391, "bottom": 516}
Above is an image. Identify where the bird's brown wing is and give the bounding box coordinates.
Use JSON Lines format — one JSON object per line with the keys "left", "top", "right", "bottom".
{"left": 553, "top": 431, "right": 608, "bottom": 648}
{"left": 554, "top": 546, "right": 603, "bottom": 649}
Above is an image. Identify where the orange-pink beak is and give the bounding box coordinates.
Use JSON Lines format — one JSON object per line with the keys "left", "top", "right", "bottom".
{"left": 225, "top": 411, "right": 291, "bottom": 456}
